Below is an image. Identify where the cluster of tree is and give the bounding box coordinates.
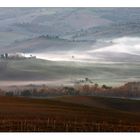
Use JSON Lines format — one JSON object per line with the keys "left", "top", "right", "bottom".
{"left": 75, "top": 78, "right": 93, "bottom": 84}
{"left": 74, "top": 82, "right": 140, "bottom": 98}
{"left": 39, "top": 35, "right": 59, "bottom": 39}
{"left": 2, "top": 82, "right": 140, "bottom": 98}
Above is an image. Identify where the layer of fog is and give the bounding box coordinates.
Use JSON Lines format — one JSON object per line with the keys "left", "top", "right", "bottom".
{"left": 0, "top": 79, "right": 72, "bottom": 90}
{"left": 33, "top": 37, "right": 140, "bottom": 63}
{"left": 90, "top": 37, "right": 140, "bottom": 55}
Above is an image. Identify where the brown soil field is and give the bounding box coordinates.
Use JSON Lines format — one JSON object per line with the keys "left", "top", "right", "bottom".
{"left": 0, "top": 96, "right": 140, "bottom": 132}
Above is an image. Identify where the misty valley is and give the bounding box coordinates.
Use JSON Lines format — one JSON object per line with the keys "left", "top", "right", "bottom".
{"left": 0, "top": 8, "right": 140, "bottom": 132}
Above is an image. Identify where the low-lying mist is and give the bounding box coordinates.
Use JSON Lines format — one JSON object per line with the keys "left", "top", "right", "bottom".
{"left": 32, "top": 37, "right": 140, "bottom": 63}
{"left": 91, "top": 37, "right": 140, "bottom": 55}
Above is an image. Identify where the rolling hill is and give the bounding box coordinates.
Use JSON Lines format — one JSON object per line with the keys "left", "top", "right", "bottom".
{"left": 0, "top": 95, "right": 140, "bottom": 131}
{"left": 0, "top": 58, "right": 140, "bottom": 86}
{"left": 0, "top": 8, "right": 140, "bottom": 86}
{"left": 52, "top": 96, "right": 140, "bottom": 112}
{"left": 0, "top": 36, "right": 94, "bottom": 54}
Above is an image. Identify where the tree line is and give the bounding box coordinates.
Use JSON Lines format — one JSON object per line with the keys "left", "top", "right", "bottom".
{"left": 1, "top": 82, "right": 140, "bottom": 98}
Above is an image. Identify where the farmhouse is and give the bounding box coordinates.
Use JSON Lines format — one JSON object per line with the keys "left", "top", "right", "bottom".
{"left": 0, "top": 53, "right": 36, "bottom": 60}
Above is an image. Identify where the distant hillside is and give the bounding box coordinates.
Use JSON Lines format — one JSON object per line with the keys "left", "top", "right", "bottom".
{"left": 0, "top": 8, "right": 140, "bottom": 64}
{"left": 67, "top": 21, "right": 140, "bottom": 41}
{"left": 0, "top": 8, "right": 140, "bottom": 47}
{"left": 0, "top": 36, "right": 94, "bottom": 53}
{"left": 0, "top": 58, "right": 140, "bottom": 86}
{"left": 0, "top": 58, "right": 93, "bottom": 81}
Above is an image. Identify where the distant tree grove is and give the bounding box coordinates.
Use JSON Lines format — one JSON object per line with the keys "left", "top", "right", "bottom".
{"left": 1, "top": 82, "right": 140, "bottom": 98}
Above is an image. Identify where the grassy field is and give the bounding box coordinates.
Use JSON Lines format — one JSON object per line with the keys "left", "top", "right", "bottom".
{"left": 0, "top": 58, "right": 140, "bottom": 86}
{"left": 0, "top": 95, "right": 140, "bottom": 132}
